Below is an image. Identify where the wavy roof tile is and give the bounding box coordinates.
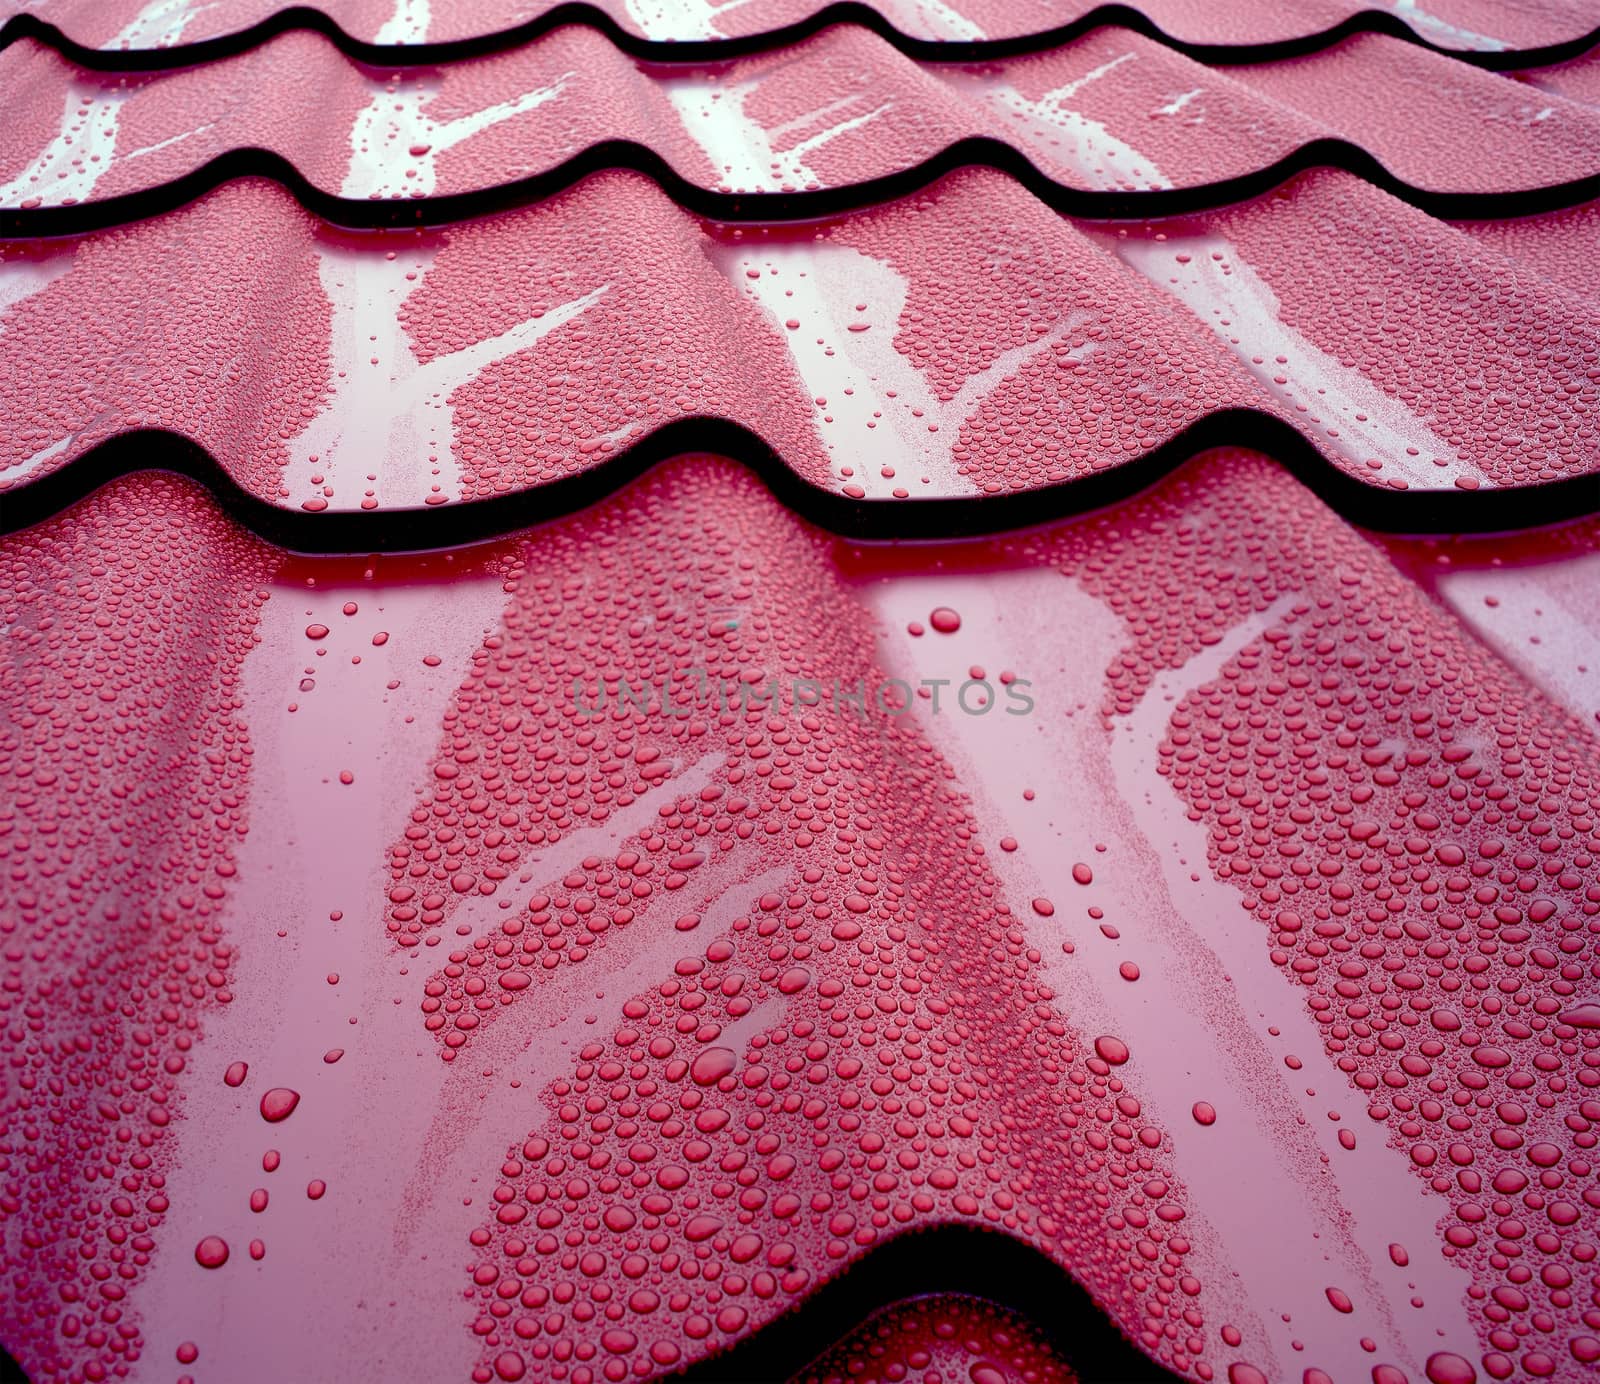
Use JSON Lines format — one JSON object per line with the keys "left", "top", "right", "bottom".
{"left": 2, "top": 166, "right": 1596, "bottom": 542}
{"left": 4, "top": 0, "right": 1597, "bottom": 61}
{"left": 3, "top": 27, "right": 1598, "bottom": 230}
{"left": 0, "top": 8, "right": 1597, "bottom": 1384}
{"left": 3, "top": 450, "right": 1598, "bottom": 1384}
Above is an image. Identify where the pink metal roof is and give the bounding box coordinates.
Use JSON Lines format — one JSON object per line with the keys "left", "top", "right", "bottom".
{"left": 1, "top": 166, "right": 1595, "bottom": 536}
{"left": 3, "top": 28, "right": 1598, "bottom": 222}
{"left": 0, "top": 9, "right": 1597, "bottom": 1384}
{"left": 3, "top": 0, "right": 1597, "bottom": 60}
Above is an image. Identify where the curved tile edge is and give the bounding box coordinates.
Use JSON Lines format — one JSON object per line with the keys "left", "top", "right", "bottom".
{"left": 4, "top": 413, "right": 1596, "bottom": 556}
{"left": 674, "top": 1229, "right": 1177, "bottom": 1381}
{"left": 2, "top": 2, "right": 1597, "bottom": 74}
{"left": 5, "top": 137, "right": 1598, "bottom": 238}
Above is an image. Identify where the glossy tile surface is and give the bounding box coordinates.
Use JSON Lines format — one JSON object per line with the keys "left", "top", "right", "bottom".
{"left": 3, "top": 28, "right": 1597, "bottom": 219}
{"left": 3, "top": 0, "right": 1597, "bottom": 57}
{"left": 3, "top": 451, "right": 1598, "bottom": 1384}
{"left": 1, "top": 168, "right": 1595, "bottom": 525}
{"left": 1, "top": 5, "right": 1598, "bottom": 1383}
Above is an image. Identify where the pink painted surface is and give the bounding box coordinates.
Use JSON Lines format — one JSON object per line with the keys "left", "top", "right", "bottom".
{"left": 3, "top": 449, "right": 1598, "bottom": 1384}
{"left": 4, "top": 27, "right": 1598, "bottom": 212}
{"left": 1, "top": 168, "right": 1595, "bottom": 512}
{"left": 1, "top": 5, "right": 1598, "bottom": 1383}
{"left": 1455, "top": 203, "right": 1600, "bottom": 302}
{"left": 3, "top": 0, "right": 1596, "bottom": 54}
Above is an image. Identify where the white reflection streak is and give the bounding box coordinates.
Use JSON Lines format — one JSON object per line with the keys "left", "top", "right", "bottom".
{"left": 1392, "top": 0, "right": 1508, "bottom": 52}
{"left": 865, "top": 569, "right": 1480, "bottom": 1381}
{"left": 723, "top": 240, "right": 1079, "bottom": 497}
{"left": 941, "top": 50, "right": 1170, "bottom": 191}
{"left": 285, "top": 243, "right": 606, "bottom": 509}
{"left": 0, "top": 0, "right": 215, "bottom": 208}
{"left": 342, "top": 70, "right": 573, "bottom": 199}
{"left": 1114, "top": 236, "right": 1487, "bottom": 489}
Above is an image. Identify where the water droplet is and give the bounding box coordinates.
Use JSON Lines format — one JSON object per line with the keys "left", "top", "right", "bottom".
{"left": 1425, "top": 1354, "right": 1476, "bottom": 1384}
{"left": 690, "top": 1047, "right": 736, "bottom": 1086}
{"left": 260, "top": 1088, "right": 300, "bottom": 1123}
{"left": 1094, "top": 1035, "right": 1130, "bottom": 1066}
{"left": 194, "top": 1236, "right": 229, "bottom": 1269}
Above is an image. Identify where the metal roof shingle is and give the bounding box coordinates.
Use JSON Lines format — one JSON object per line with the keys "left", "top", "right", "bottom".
{"left": 1, "top": 9, "right": 1597, "bottom": 1384}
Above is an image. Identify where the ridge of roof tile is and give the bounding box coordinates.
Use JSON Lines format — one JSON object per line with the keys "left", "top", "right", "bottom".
{"left": 1, "top": 167, "right": 1594, "bottom": 535}
{"left": 1, "top": 6, "right": 1597, "bottom": 1383}
{"left": 4, "top": 0, "right": 1598, "bottom": 64}
{"left": 2, "top": 450, "right": 1597, "bottom": 1384}
{"left": 3, "top": 26, "right": 1598, "bottom": 230}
